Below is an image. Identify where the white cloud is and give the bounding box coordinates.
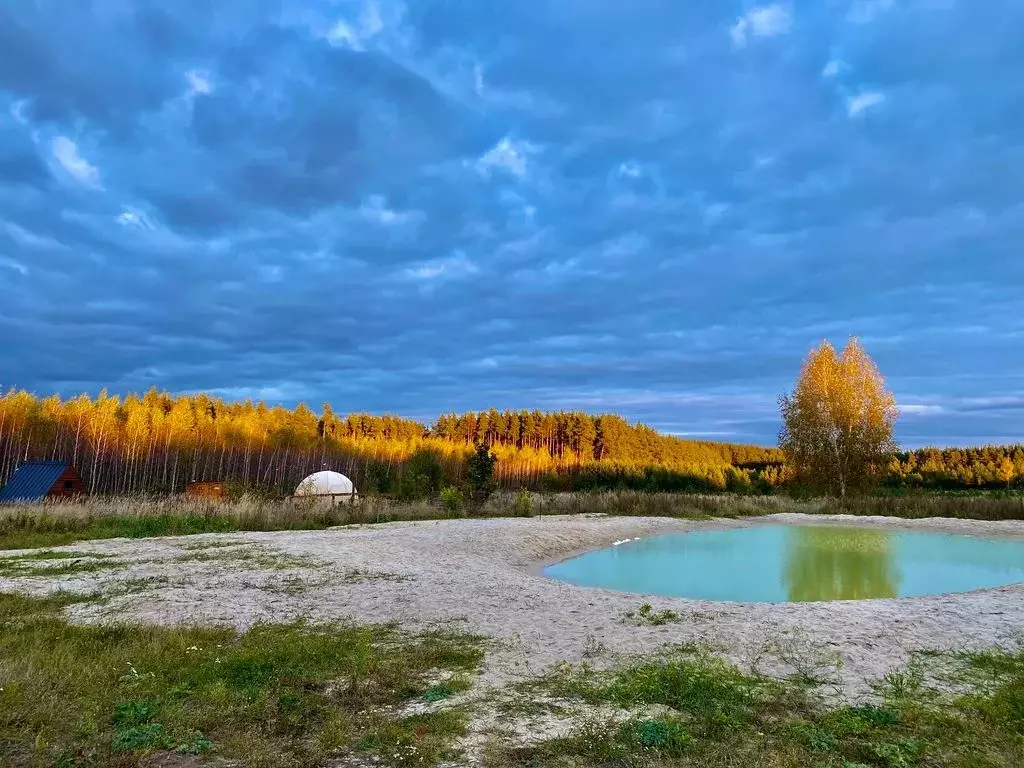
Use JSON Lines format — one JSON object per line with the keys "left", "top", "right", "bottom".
{"left": 475, "top": 137, "right": 536, "bottom": 178}
{"left": 900, "top": 404, "right": 945, "bottom": 416}
{"left": 703, "top": 203, "right": 730, "bottom": 223}
{"left": 0, "top": 258, "right": 29, "bottom": 276}
{"left": 847, "top": 0, "right": 894, "bottom": 24}
{"left": 186, "top": 69, "right": 213, "bottom": 96}
{"left": 822, "top": 59, "right": 843, "bottom": 78}
{"left": 473, "top": 64, "right": 486, "bottom": 97}
{"left": 259, "top": 265, "right": 284, "bottom": 283}
{"left": 325, "top": 2, "right": 385, "bottom": 50}
{"left": 602, "top": 232, "right": 648, "bottom": 258}
{"left": 51, "top": 137, "right": 101, "bottom": 187}
{"left": 403, "top": 254, "right": 478, "bottom": 281}
{"left": 543, "top": 257, "right": 582, "bottom": 276}
{"left": 359, "top": 195, "right": 421, "bottom": 226}
{"left": 4, "top": 222, "right": 64, "bottom": 250}
{"left": 847, "top": 91, "right": 885, "bottom": 117}
{"left": 470, "top": 63, "right": 557, "bottom": 113}
{"left": 731, "top": 4, "right": 793, "bottom": 48}
{"left": 618, "top": 161, "right": 643, "bottom": 178}
{"left": 9, "top": 100, "right": 28, "bottom": 125}
{"left": 326, "top": 20, "right": 363, "bottom": 49}
{"left": 359, "top": 2, "right": 384, "bottom": 38}
{"left": 116, "top": 209, "right": 155, "bottom": 229}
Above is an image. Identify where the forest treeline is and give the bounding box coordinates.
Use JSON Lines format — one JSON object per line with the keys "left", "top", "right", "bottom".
{"left": 0, "top": 388, "right": 1020, "bottom": 497}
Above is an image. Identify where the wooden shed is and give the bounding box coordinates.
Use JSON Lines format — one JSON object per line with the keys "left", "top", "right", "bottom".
{"left": 185, "top": 481, "right": 229, "bottom": 500}
{"left": 0, "top": 461, "right": 88, "bottom": 502}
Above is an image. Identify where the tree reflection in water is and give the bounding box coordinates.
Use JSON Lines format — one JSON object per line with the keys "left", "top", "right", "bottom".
{"left": 784, "top": 526, "right": 899, "bottom": 601}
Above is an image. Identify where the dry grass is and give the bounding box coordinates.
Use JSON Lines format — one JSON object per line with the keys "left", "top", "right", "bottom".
{"left": 1, "top": 491, "right": 1021, "bottom": 551}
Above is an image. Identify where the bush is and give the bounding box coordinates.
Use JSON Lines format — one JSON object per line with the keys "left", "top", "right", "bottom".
{"left": 439, "top": 486, "right": 464, "bottom": 513}
{"left": 512, "top": 489, "right": 534, "bottom": 517}
{"left": 397, "top": 449, "right": 447, "bottom": 501}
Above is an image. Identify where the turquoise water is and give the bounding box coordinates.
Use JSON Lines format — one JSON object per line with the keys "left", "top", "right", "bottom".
{"left": 544, "top": 525, "right": 1024, "bottom": 602}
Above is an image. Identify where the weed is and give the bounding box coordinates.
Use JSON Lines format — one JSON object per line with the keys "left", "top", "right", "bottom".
{"left": 581, "top": 633, "right": 607, "bottom": 659}
{"left": 359, "top": 710, "right": 467, "bottom": 767}
{"left": 620, "top": 716, "right": 692, "bottom": 754}
{"left": 112, "top": 722, "right": 174, "bottom": 751}
{"left": 424, "top": 674, "right": 472, "bottom": 703}
{"left": 879, "top": 661, "right": 926, "bottom": 701}
{"left": 177, "top": 730, "right": 214, "bottom": 755}
{"left": 623, "top": 603, "right": 682, "bottom": 626}
{"left": 870, "top": 738, "right": 924, "bottom": 767}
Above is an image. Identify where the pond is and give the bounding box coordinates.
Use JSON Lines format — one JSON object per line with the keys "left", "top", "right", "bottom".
{"left": 543, "top": 525, "right": 1024, "bottom": 602}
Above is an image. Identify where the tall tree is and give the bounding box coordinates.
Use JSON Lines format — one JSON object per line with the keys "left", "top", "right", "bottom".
{"left": 779, "top": 338, "right": 898, "bottom": 497}
{"left": 466, "top": 442, "right": 498, "bottom": 505}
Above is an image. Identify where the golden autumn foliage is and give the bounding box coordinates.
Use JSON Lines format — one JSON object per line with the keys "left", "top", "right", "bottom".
{"left": 779, "top": 338, "right": 899, "bottom": 497}
{"left": 0, "top": 388, "right": 780, "bottom": 496}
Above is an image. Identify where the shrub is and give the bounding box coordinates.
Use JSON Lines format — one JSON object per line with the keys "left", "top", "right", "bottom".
{"left": 397, "top": 449, "right": 447, "bottom": 501}
{"left": 439, "top": 486, "right": 464, "bottom": 513}
{"left": 512, "top": 489, "right": 534, "bottom": 517}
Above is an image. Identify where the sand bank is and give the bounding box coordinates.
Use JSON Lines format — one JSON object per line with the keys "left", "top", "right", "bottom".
{"left": 3, "top": 513, "right": 1024, "bottom": 698}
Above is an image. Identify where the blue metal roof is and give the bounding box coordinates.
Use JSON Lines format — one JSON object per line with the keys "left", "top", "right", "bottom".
{"left": 0, "top": 461, "right": 71, "bottom": 502}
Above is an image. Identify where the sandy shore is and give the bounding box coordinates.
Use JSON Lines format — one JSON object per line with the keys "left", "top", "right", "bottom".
{"left": 3, "top": 513, "right": 1024, "bottom": 699}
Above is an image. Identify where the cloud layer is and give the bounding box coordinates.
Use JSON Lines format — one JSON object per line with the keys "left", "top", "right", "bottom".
{"left": 1, "top": 0, "right": 1023, "bottom": 447}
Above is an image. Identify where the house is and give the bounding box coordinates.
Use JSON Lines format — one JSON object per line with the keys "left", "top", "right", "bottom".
{"left": 0, "top": 460, "right": 89, "bottom": 502}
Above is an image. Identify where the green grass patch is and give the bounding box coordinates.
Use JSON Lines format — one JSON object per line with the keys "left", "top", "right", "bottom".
{"left": 0, "top": 513, "right": 244, "bottom": 550}
{"left": 423, "top": 674, "right": 473, "bottom": 703}
{"left": 0, "top": 591, "right": 484, "bottom": 767}
{"left": 359, "top": 709, "right": 468, "bottom": 767}
{"left": 495, "top": 645, "right": 1024, "bottom": 768}
{"left": 170, "top": 546, "right": 325, "bottom": 570}
{"left": 0, "top": 550, "right": 124, "bottom": 579}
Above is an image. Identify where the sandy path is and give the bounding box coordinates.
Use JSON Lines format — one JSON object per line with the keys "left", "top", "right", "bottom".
{"left": 3, "top": 513, "right": 1024, "bottom": 698}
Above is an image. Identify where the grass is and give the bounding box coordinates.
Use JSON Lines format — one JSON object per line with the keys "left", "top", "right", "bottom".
{"left": 0, "top": 591, "right": 484, "bottom": 767}
{"left": 623, "top": 604, "right": 684, "bottom": 627}
{"left": 3, "top": 490, "right": 1023, "bottom": 552}
{"left": 491, "top": 644, "right": 1024, "bottom": 768}
{"left": 169, "top": 546, "right": 326, "bottom": 570}
{"left": 0, "top": 550, "right": 123, "bottom": 579}
{"left": 836, "top": 493, "right": 1024, "bottom": 521}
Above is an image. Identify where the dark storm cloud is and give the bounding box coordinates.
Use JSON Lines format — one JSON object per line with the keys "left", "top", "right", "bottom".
{"left": 2, "top": 0, "right": 1023, "bottom": 446}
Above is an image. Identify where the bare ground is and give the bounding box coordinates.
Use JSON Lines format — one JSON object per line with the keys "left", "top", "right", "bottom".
{"left": 3, "top": 513, "right": 1024, "bottom": 702}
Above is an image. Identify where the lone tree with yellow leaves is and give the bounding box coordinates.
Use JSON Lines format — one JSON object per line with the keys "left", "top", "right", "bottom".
{"left": 779, "top": 338, "right": 899, "bottom": 497}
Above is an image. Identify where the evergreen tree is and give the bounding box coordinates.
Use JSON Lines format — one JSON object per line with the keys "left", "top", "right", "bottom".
{"left": 466, "top": 442, "right": 497, "bottom": 505}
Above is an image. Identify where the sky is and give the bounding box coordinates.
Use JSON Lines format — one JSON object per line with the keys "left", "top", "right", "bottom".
{"left": 1, "top": 0, "right": 1023, "bottom": 448}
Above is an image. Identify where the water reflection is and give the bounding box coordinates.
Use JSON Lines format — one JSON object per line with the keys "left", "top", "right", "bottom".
{"left": 783, "top": 527, "right": 900, "bottom": 601}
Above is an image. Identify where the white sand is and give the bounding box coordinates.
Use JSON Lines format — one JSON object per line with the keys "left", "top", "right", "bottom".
{"left": 3, "top": 513, "right": 1024, "bottom": 699}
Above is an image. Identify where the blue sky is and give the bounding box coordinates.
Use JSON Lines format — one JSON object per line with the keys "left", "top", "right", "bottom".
{"left": 1, "top": 0, "right": 1022, "bottom": 447}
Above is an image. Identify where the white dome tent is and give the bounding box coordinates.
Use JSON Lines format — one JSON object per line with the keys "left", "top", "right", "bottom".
{"left": 294, "top": 471, "right": 358, "bottom": 504}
